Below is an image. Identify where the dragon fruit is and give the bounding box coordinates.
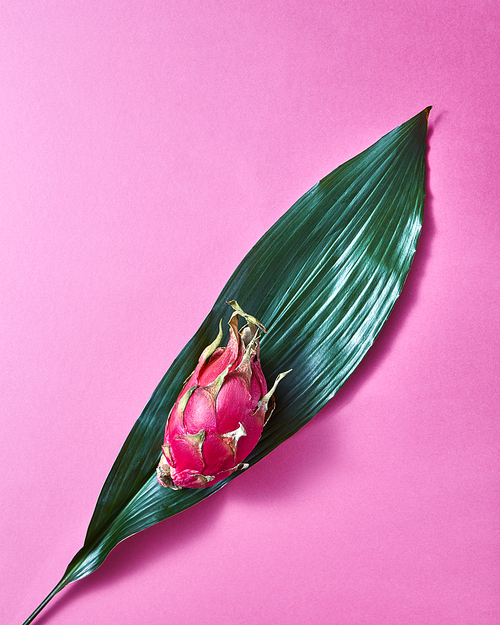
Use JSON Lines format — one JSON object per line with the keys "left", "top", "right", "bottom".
{"left": 156, "top": 301, "right": 290, "bottom": 489}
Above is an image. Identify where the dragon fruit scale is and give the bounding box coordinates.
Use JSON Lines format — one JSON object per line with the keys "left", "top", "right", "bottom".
{"left": 156, "top": 301, "right": 290, "bottom": 489}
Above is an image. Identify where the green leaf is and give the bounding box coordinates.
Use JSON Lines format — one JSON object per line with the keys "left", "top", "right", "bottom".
{"left": 24, "top": 108, "right": 430, "bottom": 624}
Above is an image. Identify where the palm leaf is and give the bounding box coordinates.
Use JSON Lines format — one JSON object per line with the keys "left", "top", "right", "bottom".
{"left": 24, "top": 107, "right": 430, "bottom": 624}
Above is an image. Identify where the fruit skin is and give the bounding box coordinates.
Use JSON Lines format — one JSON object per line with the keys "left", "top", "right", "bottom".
{"left": 157, "top": 301, "right": 290, "bottom": 489}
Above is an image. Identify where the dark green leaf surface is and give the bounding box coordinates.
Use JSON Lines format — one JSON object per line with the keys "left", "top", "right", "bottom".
{"left": 24, "top": 108, "right": 430, "bottom": 624}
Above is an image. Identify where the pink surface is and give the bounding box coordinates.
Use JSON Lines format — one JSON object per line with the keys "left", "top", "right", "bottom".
{"left": 1, "top": 2, "right": 499, "bottom": 624}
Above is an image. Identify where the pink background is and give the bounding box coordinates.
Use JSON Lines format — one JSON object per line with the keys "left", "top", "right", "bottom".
{"left": 1, "top": 2, "right": 499, "bottom": 624}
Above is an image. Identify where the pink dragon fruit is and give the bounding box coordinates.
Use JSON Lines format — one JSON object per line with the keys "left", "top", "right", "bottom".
{"left": 156, "top": 301, "right": 290, "bottom": 489}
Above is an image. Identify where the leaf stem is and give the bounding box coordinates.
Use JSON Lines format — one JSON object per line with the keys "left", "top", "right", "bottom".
{"left": 22, "top": 577, "right": 69, "bottom": 625}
